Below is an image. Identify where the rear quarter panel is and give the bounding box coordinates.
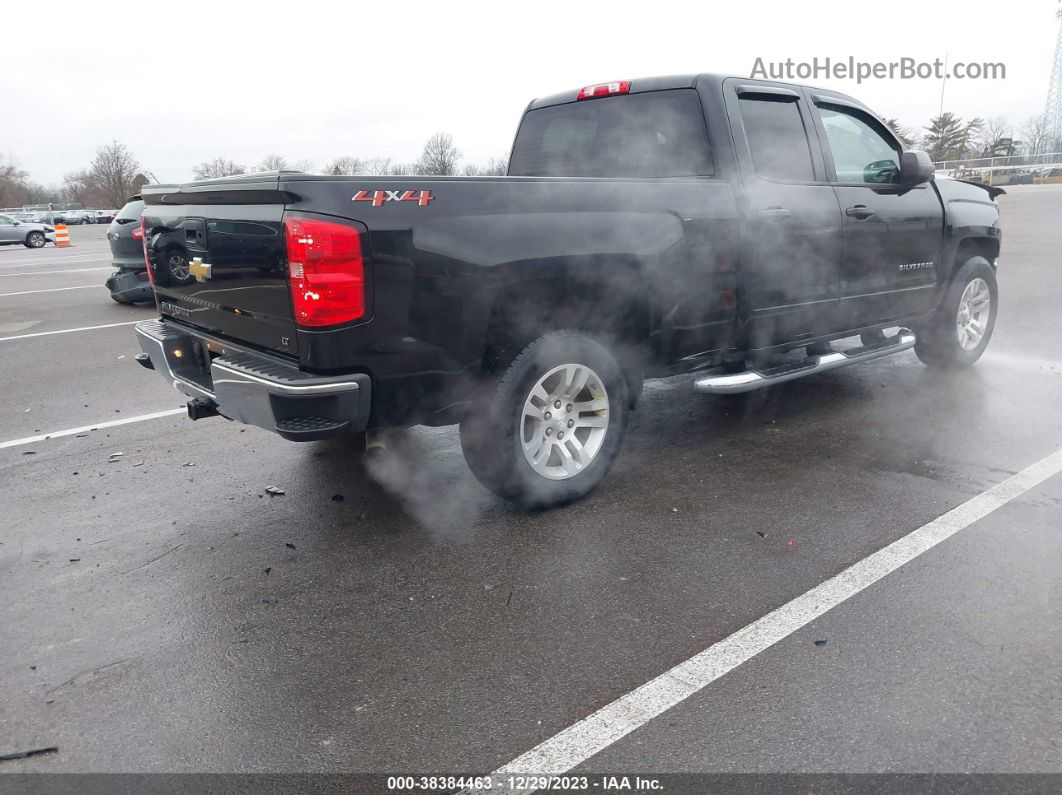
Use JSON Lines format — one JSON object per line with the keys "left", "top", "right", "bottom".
{"left": 281, "top": 175, "right": 740, "bottom": 423}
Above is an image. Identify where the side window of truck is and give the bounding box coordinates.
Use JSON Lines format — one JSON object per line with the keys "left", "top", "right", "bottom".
{"left": 817, "top": 106, "right": 902, "bottom": 185}
{"left": 738, "top": 97, "right": 815, "bottom": 182}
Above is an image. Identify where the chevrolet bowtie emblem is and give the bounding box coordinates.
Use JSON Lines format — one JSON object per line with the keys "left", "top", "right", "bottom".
{"left": 189, "top": 257, "right": 212, "bottom": 282}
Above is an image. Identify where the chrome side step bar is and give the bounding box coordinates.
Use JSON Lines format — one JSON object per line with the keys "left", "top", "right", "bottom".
{"left": 694, "top": 329, "right": 917, "bottom": 395}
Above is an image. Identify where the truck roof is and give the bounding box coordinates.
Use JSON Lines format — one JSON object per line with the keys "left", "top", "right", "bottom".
{"left": 526, "top": 73, "right": 868, "bottom": 113}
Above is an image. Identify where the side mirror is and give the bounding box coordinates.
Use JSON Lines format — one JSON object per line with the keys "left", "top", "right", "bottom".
{"left": 900, "top": 150, "right": 935, "bottom": 186}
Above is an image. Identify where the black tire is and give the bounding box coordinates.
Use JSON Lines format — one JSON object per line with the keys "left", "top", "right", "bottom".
{"left": 914, "top": 256, "right": 997, "bottom": 368}
{"left": 459, "top": 330, "right": 629, "bottom": 509}
{"left": 24, "top": 231, "right": 46, "bottom": 248}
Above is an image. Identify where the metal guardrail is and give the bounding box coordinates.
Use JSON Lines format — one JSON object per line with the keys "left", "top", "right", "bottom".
{"left": 932, "top": 152, "right": 1062, "bottom": 186}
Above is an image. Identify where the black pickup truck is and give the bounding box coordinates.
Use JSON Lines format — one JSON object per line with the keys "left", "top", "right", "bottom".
{"left": 134, "top": 73, "right": 1001, "bottom": 508}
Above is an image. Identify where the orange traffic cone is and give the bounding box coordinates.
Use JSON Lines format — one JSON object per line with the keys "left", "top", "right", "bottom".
{"left": 54, "top": 223, "right": 70, "bottom": 247}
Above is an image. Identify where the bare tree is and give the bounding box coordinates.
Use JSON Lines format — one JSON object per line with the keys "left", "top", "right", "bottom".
{"left": 462, "top": 156, "right": 508, "bottom": 176}
{"left": 63, "top": 169, "right": 98, "bottom": 205}
{"left": 362, "top": 157, "right": 394, "bottom": 175}
{"left": 0, "top": 160, "right": 29, "bottom": 206}
{"left": 192, "top": 157, "right": 246, "bottom": 180}
{"left": 88, "top": 141, "right": 142, "bottom": 207}
{"left": 323, "top": 156, "right": 364, "bottom": 175}
{"left": 417, "top": 132, "right": 461, "bottom": 176}
{"left": 977, "top": 116, "right": 1013, "bottom": 157}
{"left": 23, "top": 182, "right": 62, "bottom": 204}
{"left": 292, "top": 158, "right": 315, "bottom": 173}
{"left": 258, "top": 154, "right": 289, "bottom": 172}
{"left": 1020, "top": 114, "right": 1051, "bottom": 155}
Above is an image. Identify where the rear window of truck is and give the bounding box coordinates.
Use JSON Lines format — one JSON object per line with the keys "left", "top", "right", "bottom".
{"left": 508, "top": 89, "right": 713, "bottom": 178}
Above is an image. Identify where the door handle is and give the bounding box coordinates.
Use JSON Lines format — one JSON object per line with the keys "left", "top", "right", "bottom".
{"left": 757, "top": 207, "right": 792, "bottom": 222}
{"left": 846, "top": 205, "right": 875, "bottom": 220}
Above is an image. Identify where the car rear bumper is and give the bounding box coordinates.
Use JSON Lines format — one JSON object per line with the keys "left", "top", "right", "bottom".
{"left": 105, "top": 269, "right": 152, "bottom": 303}
{"left": 135, "top": 319, "right": 372, "bottom": 441}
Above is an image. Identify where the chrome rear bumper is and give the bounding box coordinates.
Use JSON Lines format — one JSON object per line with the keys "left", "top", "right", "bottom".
{"left": 135, "top": 319, "right": 371, "bottom": 440}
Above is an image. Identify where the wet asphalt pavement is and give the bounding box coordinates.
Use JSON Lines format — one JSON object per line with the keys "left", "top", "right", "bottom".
{"left": 0, "top": 195, "right": 1059, "bottom": 782}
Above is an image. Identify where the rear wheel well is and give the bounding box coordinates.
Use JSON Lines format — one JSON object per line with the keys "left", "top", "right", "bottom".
{"left": 481, "top": 270, "right": 650, "bottom": 406}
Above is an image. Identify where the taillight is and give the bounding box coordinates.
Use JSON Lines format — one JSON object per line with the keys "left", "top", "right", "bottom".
{"left": 139, "top": 217, "right": 154, "bottom": 284}
{"left": 576, "top": 80, "right": 630, "bottom": 100}
{"left": 283, "top": 216, "right": 365, "bottom": 326}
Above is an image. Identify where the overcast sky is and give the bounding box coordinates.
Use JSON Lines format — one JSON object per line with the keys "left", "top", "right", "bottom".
{"left": 2, "top": 0, "right": 1057, "bottom": 185}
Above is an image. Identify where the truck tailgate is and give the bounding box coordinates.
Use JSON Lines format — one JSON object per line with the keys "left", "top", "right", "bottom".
{"left": 141, "top": 179, "right": 297, "bottom": 359}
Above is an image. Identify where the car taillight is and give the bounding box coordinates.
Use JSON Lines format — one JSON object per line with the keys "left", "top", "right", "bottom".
{"left": 576, "top": 80, "right": 630, "bottom": 100}
{"left": 283, "top": 216, "right": 365, "bottom": 327}
{"left": 139, "top": 217, "right": 154, "bottom": 284}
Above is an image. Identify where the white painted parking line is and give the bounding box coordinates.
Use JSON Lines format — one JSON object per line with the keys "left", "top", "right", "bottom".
{"left": 0, "top": 285, "right": 98, "bottom": 297}
{"left": 0, "top": 267, "right": 112, "bottom": 277}
{"left": 482, "top": 445, "right": 1062, "bottom": 791}
{"left": 0, "top": 321, "right": 141, "bottom": 342}
{"left": 0, "top": 408, "right": 186, "bottom": 450}
{"left": 0, "top": 255, "right": 111, "bottom": 270}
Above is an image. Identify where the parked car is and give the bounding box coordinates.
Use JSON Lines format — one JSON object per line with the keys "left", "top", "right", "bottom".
{"left": 134, "top": 73, "right": 1003, "bottom": 508}
{"left": 94, "top": 209, "right": 117, "bottom": 224}
{"left": 105, "top": 197, "right": 156, "bottom": 303}
{"left": 0, "top": 213, "right": 55, "bottom": 248}
{"left": 1038, "top": 167, "right": 1062, "bottom": 184}
{"left": 54, "top": 210, "right": 83, "bottom": 225}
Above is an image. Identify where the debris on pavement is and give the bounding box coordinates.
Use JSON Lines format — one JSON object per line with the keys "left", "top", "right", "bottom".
{"left": 0, "top": 746, "right": 58, "bottom": 762}
{"left": 265, "top": 486, "right": 285, "bottom": 496}
{"left": 262, "top": 597, "right": 278, "bottom": 605}
{"left": 263, "top": 567, "right": 272, "bottom": 575}
{"left": 285, "top": 542, "right": 296, "bottom": 550}
{"left": 814, "top": 639, "right": 828, "bottom": 647}
{"left": 330, "top": 494, "right": 345, "bottom": 502}
{"left": 756, "top": 531, "right": 767, "bottom": 538}
{"left": 182, "top": 462, "right": 196, "bottom": 468}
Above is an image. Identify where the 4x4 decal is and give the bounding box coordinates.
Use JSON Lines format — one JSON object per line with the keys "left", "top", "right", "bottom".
{"left": 353, "top": 189, "right": 434, "bottom": 207}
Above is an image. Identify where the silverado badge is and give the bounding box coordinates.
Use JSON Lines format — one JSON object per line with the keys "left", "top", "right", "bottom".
{"left": 189, "top": 257, "right": 213, "bottom": 282}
